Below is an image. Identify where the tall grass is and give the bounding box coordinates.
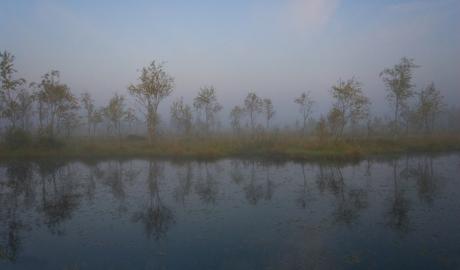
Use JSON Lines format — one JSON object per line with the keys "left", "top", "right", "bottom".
{"left": 1, "top": 133, "right": 460, "bottom": 161}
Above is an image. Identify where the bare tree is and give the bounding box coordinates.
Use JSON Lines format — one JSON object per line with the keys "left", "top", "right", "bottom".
{"left": 294, "top": 91, "right": 315, "bottom": 135}
{"left": 193, "top": 86, "right": 222, "bottom": 134}
{"left": 230, "top": 105, "right": 244, "bottom": 135}
{"left": 128, "top": 61, "right": 174, "bottom": 144}
{"left": 80, "top": 92, "right": 95, "bottom": 137}
{"left": 244, "top": 92, "right": 263, "bottom": 132}
{"left": 0, "top": 51, "right": 26, "bottom": 130}
{"left": 170, "top": 97, "right": 192, "bottom": 135}
{"left": 416, "top": 82, "right": 444, "bottom": 135}
{"left": 380, "top": 57, "right": 418, "bottom": 133}
{"left": 262, "top": 98, "right": 275, "bottom": 130}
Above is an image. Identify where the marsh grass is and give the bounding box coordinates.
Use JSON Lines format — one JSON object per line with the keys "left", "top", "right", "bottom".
{"left": 1, "top": 133, "right": 460, "bottom": 161}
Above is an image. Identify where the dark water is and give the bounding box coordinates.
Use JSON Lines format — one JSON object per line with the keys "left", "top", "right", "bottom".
{"left": 1, "top": 154, "right": 460, "bottom": 270}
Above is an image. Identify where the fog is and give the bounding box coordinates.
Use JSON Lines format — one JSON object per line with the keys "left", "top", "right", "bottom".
{"left": 1, "top": 0, "right": 459, "bottom": 126}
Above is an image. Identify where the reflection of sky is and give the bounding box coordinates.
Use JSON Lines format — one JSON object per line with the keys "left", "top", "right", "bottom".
{"left": 1, "top": 0, "right": 459, "bottom": 124}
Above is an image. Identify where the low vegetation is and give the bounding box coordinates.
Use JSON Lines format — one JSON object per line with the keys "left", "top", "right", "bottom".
{"left": 1, "top": 135, "right": 459, "bottom": 161}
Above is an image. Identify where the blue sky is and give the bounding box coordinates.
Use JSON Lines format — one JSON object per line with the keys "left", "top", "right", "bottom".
{"left": 1, "top": 0, "right": 459, "bottom": 124}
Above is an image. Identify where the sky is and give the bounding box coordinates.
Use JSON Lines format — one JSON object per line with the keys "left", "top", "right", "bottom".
{"left": 1, "top": 0, "right": 459, "bottom": 126}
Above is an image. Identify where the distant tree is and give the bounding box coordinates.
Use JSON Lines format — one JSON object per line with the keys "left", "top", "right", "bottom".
{"left": 262, "top": 98, "right": 275, "bottom": 130}
{"left": 37, "top": 70, "right": 78, "bottom": 137}
{"left": 91, "top": 108, "right": 104, "bottom": 137}
{"left": 104, "top": 93, "right": 126, "bottom": 143}
{"left": 244, "top": 92, "right": 263, "bottom": 132}
{"left": 124, "top": 107, "right": 138, "bottom": 132}
{"left": 16, "top": 87, "right": 35, "bottom": 130}
{"left": 380, "top": 57, "right": 418, "bottom": 133}
{"left": 400, "top": 103, "right": 416, "bottom": 136}
{"left": 80, "top": 92, "right": 95, "bottom": 137}
{"left": 327, "top": 107, "right": 344, "bottom": 139}
{"left": 230, "top": 105, "right": 244, "bottom": 135}
{"left": 416, "top": 83, "right": 443, "bottom": 135}
{"left": 330, "top": 78, "right": 370, "bottom": 137}
{"left": 294, "top": 91, "right": 315, "bottom": 135}
{"left": 193, "top": 86, "right": 222, "bottom": 133}
{"left": 128, "top": 61, "right": 174, "bottom": 144}
{"left": 170, "top": 97, "right": 192, "bottom": 135}
{"left": 366, "top": 116, "right": 385, "bottom": 137}
{"left": 0, "top": 51, "right": 26, "bottom": 129}
{"left": 315, "top": 116, "right": 329, "bottom": 140}
{"left": 60, "top": 110, "right": 80, "bottom": 138}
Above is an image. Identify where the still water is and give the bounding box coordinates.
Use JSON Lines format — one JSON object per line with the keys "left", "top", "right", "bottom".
{"left": 1, "top": 154, "right": 459, "bottom": 270}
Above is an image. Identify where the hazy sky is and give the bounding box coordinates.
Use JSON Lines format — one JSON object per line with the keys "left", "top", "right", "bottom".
{"left": 1, "top": 0, "right": 459, "bottom": 125}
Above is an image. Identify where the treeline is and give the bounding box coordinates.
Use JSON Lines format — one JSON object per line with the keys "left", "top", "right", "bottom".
{"left": 0, "top": 51, "right": 459, "bottom": 149}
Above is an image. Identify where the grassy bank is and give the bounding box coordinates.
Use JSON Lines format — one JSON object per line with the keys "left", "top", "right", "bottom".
{"left": 1, "top": 135, "right": 460, "bottom": 161}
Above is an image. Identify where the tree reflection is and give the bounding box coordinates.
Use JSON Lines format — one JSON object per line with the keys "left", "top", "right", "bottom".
{"left": 413, "top": 157, "right": 439, "bottom": 204}
{"left": 37, "top": 161, "right": 81, "bottom": 235}
{"left": 173, "top": 162, "right": 193, "bottom": 206}
{"left": 132, "top": 161, "right": 175, "bottom": 240}
{"left": 83, "top": 162, "right": 100, "bottom": 202}
{"left": 385, "top": 160, "right": 411, "bottom": 234}
{"left": 0, "top": 155, "right": 451, "bottom": 265}
{"left": 229, "top": 160, "right": 245, "bottom": 185}
{"left": 195, "top": 162, "right": 219, "bottom": 205}
{"left": 244, "top": 161, "right": 264, "bottom": 205}
{"left": 296, "top": 163, "right": 311, "bottom": 209}
{"left": 104, "top": 161, "right": 127, "bottom": 201}
{"left": 263, "top": 162, "right": 274, "bottom": 201}
{"left": 316, "top": 165, "right": 368, "bottom": 225}
{"left": 0, "top": 162, "right": 34, "bottom": 262}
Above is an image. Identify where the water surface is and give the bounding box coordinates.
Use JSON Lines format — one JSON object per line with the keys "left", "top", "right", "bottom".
{"left": 1, "top": 154, "right": 460, "bottom": 269}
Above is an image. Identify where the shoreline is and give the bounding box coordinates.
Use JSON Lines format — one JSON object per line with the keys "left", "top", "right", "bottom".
{"left": 1, "top": 136, "right": 459, "bottom": 162}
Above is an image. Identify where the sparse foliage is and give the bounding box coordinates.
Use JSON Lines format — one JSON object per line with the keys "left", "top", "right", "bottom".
{"left": 0, "top": 51, "right": 27, "bottom": 129}
{"left": 91, "top": 108, "right": 104, "bottom": 137}
{"left": 81, "top": 92, "right": 95, "bottom": 137}
{"left": 315, "top": 116, "right": 329, "bottom": 140}
{"left": 171, "top": 97, "right": 192, "bottom": 135}
{"left": 230, "top": 105, "right": 244, "bottom": 134}
{"left": 124, "top": 107, "right": 138, "bottom": 132}
{"left": 330, "top": 78, "right": 370, "bottom": 137}
{"left": 262, "top": 98, "right": 275, "bottom": 130}
{"left": 244, "top": 92, "right": 263, "bottom": 132}
{"left": 416, "top": 83, "right": 443, "bottom": 134}
{"left": 294, "top": 91, "right": 315, "bottom": 135}
{"left": 36, "top": 70, "right": 79, "bottom": 137}
{"left": 128, "top": 61, "right": 174, "bottom": 144}
{"left": 104, "top": 93, "right": 126, "bottom": 143}
{"left": 193, "top": 86, "right": 222, "bottom": 134}
{"left": 380, "top": 57, "right": 418, "bottom": 133}
{"left": 327, "top": 107, "right": 345, "bottom": 139}
{"left": 16, "top": 87, "right": 35, "bottom": 130}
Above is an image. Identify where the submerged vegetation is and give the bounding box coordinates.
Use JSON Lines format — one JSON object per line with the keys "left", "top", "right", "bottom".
{"left": 1, "top": 50, "right": 459, "bottom": 160}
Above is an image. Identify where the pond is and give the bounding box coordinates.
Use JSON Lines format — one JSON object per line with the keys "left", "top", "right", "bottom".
{"left": 1, "top": 154, "right": 460, "bottom": 269}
